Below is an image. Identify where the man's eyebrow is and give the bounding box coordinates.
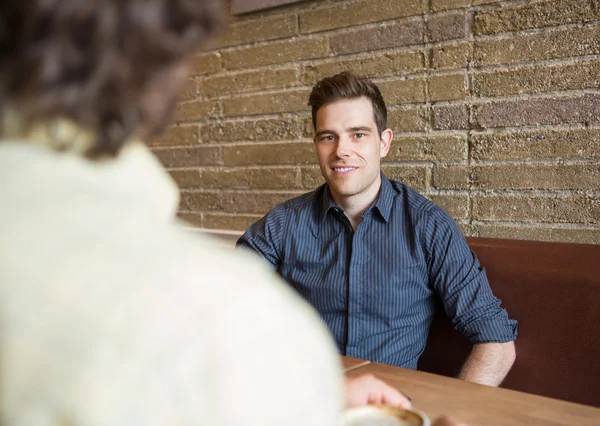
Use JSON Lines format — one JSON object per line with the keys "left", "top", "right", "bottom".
{"left": 315, "top": 129, "right": 335, "bottom": 137}
{"left": 315, "top": 126, "right": 373, "bottom": 137}
{"left": 349, "top": 126, "right": 373, "bottom": 132}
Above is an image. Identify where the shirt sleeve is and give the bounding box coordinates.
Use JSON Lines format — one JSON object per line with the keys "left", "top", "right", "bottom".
{"left": 423, "top": 207, "right": 518, "bottom": 344}
{"left": 236, "top": 202, "right": 288, "bottom": 270}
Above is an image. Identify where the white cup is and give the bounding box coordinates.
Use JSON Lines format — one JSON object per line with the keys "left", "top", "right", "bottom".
{"left": 341, "top": 405, "right": 431, "bottom": 426}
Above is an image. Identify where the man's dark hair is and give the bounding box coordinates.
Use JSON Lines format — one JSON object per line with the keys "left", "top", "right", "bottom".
{"left": 308, "top": 71, "right": 388, "bottom": 136}
{"left": 0, "top": 0, "right": 225, "bottom": 157}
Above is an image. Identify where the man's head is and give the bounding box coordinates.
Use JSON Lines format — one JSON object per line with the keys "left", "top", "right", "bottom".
{"left": 308, "top": 72, "right": 392, "bottom": 210}
{"left": 0, "top": 0, "right": 225, "bottom": 157}
{"left": 308, "top": 71, "right": 388, "bottom": 137}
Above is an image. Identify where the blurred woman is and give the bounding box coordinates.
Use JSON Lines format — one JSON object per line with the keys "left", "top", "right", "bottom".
{"left": 0, "top": 1, "right": 413, "bottom": 425}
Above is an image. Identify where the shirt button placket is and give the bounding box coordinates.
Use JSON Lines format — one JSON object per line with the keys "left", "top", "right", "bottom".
{"left": 346, "top": 219, "right": 365, "bottom": 358}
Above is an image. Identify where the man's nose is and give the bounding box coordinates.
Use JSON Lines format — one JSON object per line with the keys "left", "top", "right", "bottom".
{"left": 335, "top": 136, "right": 352, "bottom": 158}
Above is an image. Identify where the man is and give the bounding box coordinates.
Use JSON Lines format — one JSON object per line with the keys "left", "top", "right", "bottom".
{"left": 238, "top": 72, "right": 518, "bottom": 386}
{"left": 0, "top": 3, "right": 411, "bottom": 425}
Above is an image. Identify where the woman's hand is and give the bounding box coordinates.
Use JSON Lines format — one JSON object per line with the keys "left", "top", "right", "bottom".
{"left": 344, "top": 374, "right": 412, "bottom": 409}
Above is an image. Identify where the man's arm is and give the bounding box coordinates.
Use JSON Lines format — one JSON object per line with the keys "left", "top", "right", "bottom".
{"left": 423, "top": 207, "right": 518, "bottom": 386}
{"left": 236, "top": 203, "right": 288, "bottom": 269}
{"left": 458, "top": 341, "right": 516, "bottom": 386}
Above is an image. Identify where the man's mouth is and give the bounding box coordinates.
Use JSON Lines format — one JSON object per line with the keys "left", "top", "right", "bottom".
{"left": 332, "top": 167, "right": 357, "bottom": 172}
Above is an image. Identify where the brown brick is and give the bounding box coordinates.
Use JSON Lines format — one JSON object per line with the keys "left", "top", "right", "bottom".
{"left": 431, "top": 42, "right": 473, "bottom": 70}
{"left": 177, "top": 212, "right": 203, "bottom": 228}
{"left": 387, "top": 134, "right": 467, "bottom": 162}
{"left": 222, "top": 89, "right": 310, "bottom": 117}
{"left": 430, "top": 0, "right": 498, "bottom": 12}
{"left": 473, "top": 0, "right": 600, "bottom": 36}
{"left": 202, "top": 213, "right": 262, "bottom": 231}
{"left": 220, "top": 191, "right": 299, "bottom": 214}
{"left": 200, "top": 167, "right": 300, "bottom": 189}
{"left": 388, "top": 107, "right": 430, "bottom": 132}
{"left": 432, "top": 104, "right": 469, "bottom": 130}
{"left": 221, "top": 38, "right": 329, "bottom": 70}
{"left": 471, "top": 164, "right": 600, "bottom": 191}
{"left": 180, "top": 191, "right": 221, "bottom": 211}
{"left": 472, "top": 129, "right": 600, "bottom": 161}
{"left": 301, "top": 51, "right": 425, "bottom": 84}
{"left": 379, "top": 78, "right": 426, "bottom": 105}
{"left": 301, "top": 166, "right": 325, "bottom": 189}
{"left": 179, "top": 79, "right": 198, "bottom": 101}
{"left": 176, "top": 100, "right": 219, "bottom": 122}
{"left": 302, "top": 116, "right": 315, "bottom": 138}
{"left": 190, "top": 53, "right": 221, "bottom": 76}
{"left": 201, "top": 67, "right": 298, "bottom": 98}
{"left": 472, "top": 0, "right": 509, "bottom": 5}
{"left": 457, "top": 222, "right": 474, "bottom": 237}
{"left": 152, "top": 146, "right": 221, "bottom": 168}
{"left": 201, "top": 118, "right": 303, "bottom": 143}
{"left": 299, "top": 0, "right": 425, "bottom": 34}
{"left": 473, "top": 26, "right": 600, "bottom": 67}
{"left": 432, "top": 165, "right": 470, "bottom": 189}
{"left": 473, "top": 195, "right": 600, "bottom": 224}
{"left": 435, "top": 164, "right": 600, "bottom": 191}
{"left": 472, "top": 61, "right": 600, "bottom": 98}
{"left": 150, "top": 125, "right": 199, "bottom": 147}
{"left": 169, "top": 170, "right": 202, "bottom": 188}
{"left": 466, "top": 223, "right": 600, "bottom": 245}
{"left": 223, "top": 142, "right": 317, "bottom": 166}
{"left": 381, "top": 165, "right": 428, "bottom": 190}
{"left": 472, "top": 94, "right": 600, "bottom": 129}
{"left": 428, "top": 194, "right": 469, "bottom": 218}
{"left": 213, "top": 15, "right": 297, "bottom": 48}
{"left": 430, "top": 0, "right": 468, "bottom": 12}
{"left": 428, "top": 74, "right": 466, "bottom": 102}
{"left": 330, "top": 19, "right": 424, "bottom": 55}
{"left": 427, "top": 11, "right": 465, "bottom": 43}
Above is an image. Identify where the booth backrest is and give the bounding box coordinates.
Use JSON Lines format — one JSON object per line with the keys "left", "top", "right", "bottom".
{"left": 418, "top": 237, "right": 600, "bottom": 407}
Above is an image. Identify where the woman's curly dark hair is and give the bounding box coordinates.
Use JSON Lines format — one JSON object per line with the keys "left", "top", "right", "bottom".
{"left": 0, "top": 0, "right": 225, "bottom": 157}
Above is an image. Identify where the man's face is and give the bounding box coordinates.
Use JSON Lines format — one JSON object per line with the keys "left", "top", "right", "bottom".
{"left": 314, "top": 97, "right": 392, "bottom": 206}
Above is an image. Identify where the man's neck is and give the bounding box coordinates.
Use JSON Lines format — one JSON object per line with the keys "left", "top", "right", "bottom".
{"left": 330, "top": 179, "right": 382, "bottom": 230}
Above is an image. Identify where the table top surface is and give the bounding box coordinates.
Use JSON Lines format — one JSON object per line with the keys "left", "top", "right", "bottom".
{"left": 340, "top": 355, "right": 371, "bottom": 372}
{"left": 341, "top": 358, "right": 600, "bottom": 426}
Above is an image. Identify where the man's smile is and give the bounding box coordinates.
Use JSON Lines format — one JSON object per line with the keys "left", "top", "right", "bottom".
{"left": 332, "top": 166, "right": 358, "bottom": 173}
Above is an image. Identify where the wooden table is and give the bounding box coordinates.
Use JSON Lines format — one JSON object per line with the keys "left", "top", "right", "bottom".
{"left": 345, "top": 362, "right": 600, "bottom": 425}
{"left": 340, "top": 355, "right": 371, "bottom": 372}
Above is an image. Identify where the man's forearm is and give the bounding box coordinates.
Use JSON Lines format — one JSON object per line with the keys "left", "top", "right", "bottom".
{"left": 458, "top": 342, "right": 516, "bottom": 386}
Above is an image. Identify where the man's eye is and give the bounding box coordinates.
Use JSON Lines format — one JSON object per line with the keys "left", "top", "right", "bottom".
{"left": 354, "top": 133, "right": 365, "bottom": 139}
{"left": 320, "top": 135, "right": 334, "bottom": 141}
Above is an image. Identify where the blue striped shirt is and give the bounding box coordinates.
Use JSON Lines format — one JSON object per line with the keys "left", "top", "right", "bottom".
{"left": 237, "top": 173, "right": 518, "bottom": 369}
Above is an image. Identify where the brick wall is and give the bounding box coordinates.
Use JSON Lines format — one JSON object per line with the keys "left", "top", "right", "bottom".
{"left": 152, "top": 0, "right": 600, "bottom": 244}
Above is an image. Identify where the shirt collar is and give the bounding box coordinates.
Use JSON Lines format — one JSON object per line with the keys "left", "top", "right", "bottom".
{"left": 373, "top": 172, "right": 394, "bottom": 223}
{"left": 318, "top": 184, "right": 339, "bottom": 224}
{"left": 316, "top": 171, "right": 394, "bottom": 227}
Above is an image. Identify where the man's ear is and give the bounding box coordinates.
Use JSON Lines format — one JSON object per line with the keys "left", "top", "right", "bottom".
{"left": 380, "top": 128, "right": 393, "bottom": 158}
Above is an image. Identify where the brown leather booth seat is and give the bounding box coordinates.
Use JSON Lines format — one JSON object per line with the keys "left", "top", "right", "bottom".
{"left": 418, "top": 237, "right": 600, "bottom": 407}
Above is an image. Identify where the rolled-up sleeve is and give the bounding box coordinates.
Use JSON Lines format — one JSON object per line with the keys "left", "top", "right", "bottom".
{"left": 424, "top": 207, "right": 518, "bottom": 344}
{"left": 236, "top": 203, "right": 288, "bottom": 270}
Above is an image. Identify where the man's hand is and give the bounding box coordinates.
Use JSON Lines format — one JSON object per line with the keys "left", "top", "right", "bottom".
{"left": 345, "top": 374, "right": 412, "bottom": 409}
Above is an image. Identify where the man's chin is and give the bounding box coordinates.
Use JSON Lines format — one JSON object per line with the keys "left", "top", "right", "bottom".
{"left": 328, "top": 185, "right": 359, "bottom": 198}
